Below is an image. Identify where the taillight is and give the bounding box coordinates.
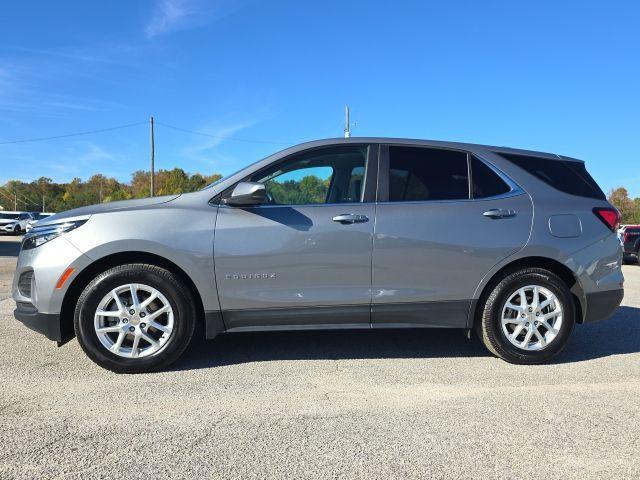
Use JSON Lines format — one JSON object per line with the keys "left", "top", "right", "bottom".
{"left": 593, "top": 207, "right": 620, "bottom": 232}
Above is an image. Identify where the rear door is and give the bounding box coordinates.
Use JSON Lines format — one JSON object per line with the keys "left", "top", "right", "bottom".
{"left": 214, "top": 144, "right": 378, "bottom": 330}
{"left": 371, "top": 145, "right": 533, "bottom": 327}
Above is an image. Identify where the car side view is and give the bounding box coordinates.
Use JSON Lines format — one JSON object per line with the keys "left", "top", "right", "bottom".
{"left": 13, "top": 138, "right": 624, "bottom": 373}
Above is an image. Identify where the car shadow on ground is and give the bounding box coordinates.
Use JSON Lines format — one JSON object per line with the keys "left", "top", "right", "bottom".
{"left": 0, "top": 237, "right": 22, "bottom": 257}
{"left": 171, "top": 306, "right": 640, "bottom": 371}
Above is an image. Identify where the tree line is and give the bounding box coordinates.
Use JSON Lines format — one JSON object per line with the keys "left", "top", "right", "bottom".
{"left": 608, "top": 187, "right": 640, "bottom": 225}
{"left": 1, "top": 171, "right": 638, "bottom": 223}
{"left": 0, "top": 168, "right": 222, "bottom": 213}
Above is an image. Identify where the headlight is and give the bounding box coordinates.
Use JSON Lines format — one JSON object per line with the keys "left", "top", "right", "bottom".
{"left": 22, "top": 220, "right": 87, "bottom": 250}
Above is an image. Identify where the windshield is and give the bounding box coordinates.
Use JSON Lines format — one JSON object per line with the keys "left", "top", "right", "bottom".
{"left": 0, "top": 213, "right": 20, "bottom": 220}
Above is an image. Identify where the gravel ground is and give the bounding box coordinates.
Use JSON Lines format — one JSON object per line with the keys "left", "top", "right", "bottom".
{"left": 1, "top": 234, "right": 639, "bottom": 479}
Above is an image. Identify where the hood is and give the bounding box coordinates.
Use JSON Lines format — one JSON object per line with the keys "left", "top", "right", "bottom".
{"left": 38, "top": 194, "right": 181, "bottom": 225}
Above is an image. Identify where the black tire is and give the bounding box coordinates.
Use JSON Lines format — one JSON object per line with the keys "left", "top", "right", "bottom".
{"left": 14, "top": 226, "right": 21, "bottom": 235}
{"left": 477, "top": 268, "right": 575, "bottom": 364}
{"left": 74, "top": 263, "right": 196, "bottom": 373}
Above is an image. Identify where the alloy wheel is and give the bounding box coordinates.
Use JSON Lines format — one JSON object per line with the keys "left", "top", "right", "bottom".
{"left": 93, "top": 283, "right": 174, "bottom": 358}
{"left": 500, "top": 284, "right": 563, "bottom": 351}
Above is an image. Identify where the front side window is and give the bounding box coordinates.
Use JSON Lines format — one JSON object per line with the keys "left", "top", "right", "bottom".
{"left": 388, "top": 146, "right": 469, "bottom": 202}
{"left": 251, "top": 146, "right": 367, "bottom": 205}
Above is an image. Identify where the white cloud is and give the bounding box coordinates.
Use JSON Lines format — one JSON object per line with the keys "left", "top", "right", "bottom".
{"left": 180, "top": 121, "right": 256, "bottom": 166}
{"left": 144, "top": 0, "right": 243, "bottom": 38}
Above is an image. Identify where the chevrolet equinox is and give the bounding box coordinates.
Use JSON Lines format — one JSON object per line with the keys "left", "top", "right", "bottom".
{"left": 13, "top": 138, "right": 624, "bottom": 372}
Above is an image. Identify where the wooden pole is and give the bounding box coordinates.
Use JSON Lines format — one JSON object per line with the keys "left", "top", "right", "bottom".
{"left": 150, "top": 116, "right": 155, "bottom": 197}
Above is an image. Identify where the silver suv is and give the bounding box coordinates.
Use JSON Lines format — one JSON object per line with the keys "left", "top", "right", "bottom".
{"left": 13, "top": 139, "right": 624, "bottom": 372}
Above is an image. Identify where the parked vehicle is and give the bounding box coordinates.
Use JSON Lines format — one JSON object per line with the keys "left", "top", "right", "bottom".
{"left": 25, "top": 212, "right": 55, "bottom": 233}
{"left": 621, "top": 225, "right": 640, "bottom": 263}
{"left": 13, "top": 138, "right": 624, "bottom": 372}
{"left": 0, "top": 211, "right": 22, "bottom": 232}
{"left": 1, "top": 212, "right": 34, "bottom": 234}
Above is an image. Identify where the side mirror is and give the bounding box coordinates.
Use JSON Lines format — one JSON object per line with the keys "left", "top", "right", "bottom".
{"left": 224, "top": 182, "right": 267, "bottom": 206}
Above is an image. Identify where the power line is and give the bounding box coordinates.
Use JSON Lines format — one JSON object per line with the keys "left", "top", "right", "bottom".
{"left": 0, "top": 121, "right": 147, "bottom": 145}
{"left": 155, "top": 121, "right": 290, "bottom": 145}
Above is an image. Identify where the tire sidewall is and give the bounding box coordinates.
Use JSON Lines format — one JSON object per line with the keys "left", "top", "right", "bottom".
{"left": 486, "top": 270, "right": 575, "bottom": 363}
{"left": 75, "top": 265, "right": 195, "bottom": 373}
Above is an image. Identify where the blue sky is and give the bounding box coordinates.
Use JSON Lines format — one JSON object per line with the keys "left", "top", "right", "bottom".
{"left": 0, "top": 0, "right": 639, "bottom": 196}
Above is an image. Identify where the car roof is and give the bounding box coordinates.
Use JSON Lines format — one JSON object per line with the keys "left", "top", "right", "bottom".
{"left": 278, "top": 137, "right": 572, "bottom": 162}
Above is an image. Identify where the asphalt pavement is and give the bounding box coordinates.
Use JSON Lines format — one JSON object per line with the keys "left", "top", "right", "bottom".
{"left": 1, "top": 234, "right": 639, "bottom": 479}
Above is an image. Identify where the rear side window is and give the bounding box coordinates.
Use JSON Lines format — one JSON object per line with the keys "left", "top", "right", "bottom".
{"left": 388, "top": 146, "right": 469, "bottom": 201}
{"left": 497, "top": 152, "right": 605, "bottom": 200}
{"left": 471, "top": 156, "right": 511, "bottom": 198}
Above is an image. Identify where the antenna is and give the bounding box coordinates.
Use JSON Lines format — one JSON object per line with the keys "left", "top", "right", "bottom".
{"left": 344, "top": 105, "right": 351, "bottom": 138}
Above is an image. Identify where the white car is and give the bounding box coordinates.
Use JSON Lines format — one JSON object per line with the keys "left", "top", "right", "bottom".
{"left": 0, "top": 212, "right": 35, "bottom": 234}
{"left": 25, "top": 212, "right": 55, "bottom": 233}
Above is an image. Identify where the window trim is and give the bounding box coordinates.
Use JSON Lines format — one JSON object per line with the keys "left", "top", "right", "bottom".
{"left": 377, "top": 144, "right": 523, "bottom": 204}
{"left": 216, "top": 143, "right": 378, "bottom": 208}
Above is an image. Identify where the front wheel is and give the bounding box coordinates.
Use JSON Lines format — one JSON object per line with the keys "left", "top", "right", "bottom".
{"left": 74, "top": 264, "right": 196, "bottom": 373}
{"left": 477, "top": 268, "right": 575, "bottom": 364}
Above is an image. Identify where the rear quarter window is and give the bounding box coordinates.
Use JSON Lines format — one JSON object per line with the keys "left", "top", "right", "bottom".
{"left": 496, "top": 152, "right": 605, "bottom": 200}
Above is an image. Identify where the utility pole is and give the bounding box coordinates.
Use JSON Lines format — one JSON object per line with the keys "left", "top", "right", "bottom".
{"left": 150, "top": 116, "right": 155, "bottom": 197}
{"left": 344, "top": 105, "right": 351, "bottom": 138}
{"left": 42, "top": 194, "right": 45, "bottom": 213}
{"left": 14, "top": 189, "right": 17, "bottom": 211}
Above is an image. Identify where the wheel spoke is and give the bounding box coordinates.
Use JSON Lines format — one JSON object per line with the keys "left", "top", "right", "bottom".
{"left": 518, "top": 288, "right": 528, "bottom": 308}
{"left": 539, "top": 294, "right": 557, "bottom": 310}
{"left": 140, "top": 291, "right": 159, "bottom": 310}
{"left": 129, "top": 284, "right": 140, "bottom": 309}
{"left": 146, "top": 304, "right": 170, "bottom": 321}
{"left": 505, "top": 301, "right": 524, "bottom": 313}
{"left": 96, "top": 325, "right": 122, "bottom": 334}
{"left": 140, "top": 331, "right": 159, "bottom": 348}
{"left": 510, "top": 324, "right": 525, "bottom": 341}
{"left": 111, "top": 331, "right": 125, "bottom": 352}
{"left": 148, "top": 320, "right": 170, "bottom": 333}
{"left": 533, "top": 328, "right": 546, "bottom": 347}
{"left": 111, "top": 289, "right": 125, "bottom": 312}
{"left": 532, "top": 286, "right": 540, "bottom": 308}
{"left": 130, "top": 335, "right": 140, "bottom": 357}
{"left": 521, "top": 328, "right": 534, "bottom": 347}
{"left": 96, "top": 309, "right": 121, "bottom": 318}
{"left": 541, "top": 319, "right": 558, "bottom": 335}
{"left": 543, "top": 310, "right": 560, "bottom": 321}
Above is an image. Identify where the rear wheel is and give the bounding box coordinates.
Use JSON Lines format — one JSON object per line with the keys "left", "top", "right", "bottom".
{"left": 74, "top": 264, "right": 196, "bottom": 373}
{"left": 477, "top": 268, "right": 575, "bottom": 364}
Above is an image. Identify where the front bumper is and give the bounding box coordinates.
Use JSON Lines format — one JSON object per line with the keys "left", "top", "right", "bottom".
{"left": 583, "top": 289, "right": 624, "bottom": 324}
{"left": 14, "top": 302, "right": 69, "bottom": 343}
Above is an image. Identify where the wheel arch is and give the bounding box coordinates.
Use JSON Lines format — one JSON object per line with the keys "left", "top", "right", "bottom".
{"left": 60, "top": 251, "right": 206, "bottom": 341}
{"left": 470, "top": 256, "right": 585, "bottom": 329}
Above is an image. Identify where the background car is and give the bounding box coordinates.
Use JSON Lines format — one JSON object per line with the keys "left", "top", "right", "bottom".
{"left": 25, "top": 212, "right": 55, "bottom": 233}
{"left": 0, "top": 211, "right": 34, "bottom": 234}
{"left": 621, "top": 225, "right": 640, "bottom": 264}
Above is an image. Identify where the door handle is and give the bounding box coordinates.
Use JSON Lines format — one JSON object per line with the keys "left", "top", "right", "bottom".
{"left": 332, "top": 214, "right": 369, "bottom": 224}
{"left": 483, "top": 209, "right": 516, "bottom": 219}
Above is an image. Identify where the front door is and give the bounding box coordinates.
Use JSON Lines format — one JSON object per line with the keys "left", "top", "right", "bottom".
{"left": 214, "top": 144, "right": 377, "bottom": 330}
{"left": 372, "top": 145, "right": 533, "bottom": 327}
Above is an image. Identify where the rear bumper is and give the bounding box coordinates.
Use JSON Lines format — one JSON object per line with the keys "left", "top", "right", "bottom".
{"left": 14, "top": 302, "right": 65, "bottom": 342}
{"left": 583, "top": 289, "right": 624, "bottom": 324}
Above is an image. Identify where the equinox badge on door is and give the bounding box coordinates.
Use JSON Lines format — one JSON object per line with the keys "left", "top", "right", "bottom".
{"left": 225, "top": 273, "right": 277, "bottom": 280}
